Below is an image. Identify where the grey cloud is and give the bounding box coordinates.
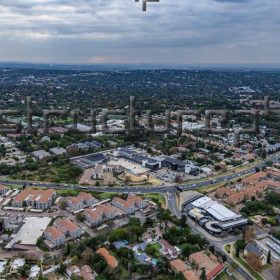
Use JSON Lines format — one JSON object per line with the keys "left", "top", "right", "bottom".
{"left": 0, "top": 0, "right": 279, "bottom": 64}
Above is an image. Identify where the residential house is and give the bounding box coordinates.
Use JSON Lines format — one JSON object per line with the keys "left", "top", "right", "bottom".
{"left": 68, "top": 141, "right": 102, "bottom": 151}
{"left": 159, "top": 239, "right": 181, "bottom": 259}
{"left": 29, "top": 265, "right": 41, "bottom": 279}
{"left": 0, "top": 260, "right": 7, "bottom": 278}
{"left": 10, "top": 258, "right": 25, "bottom": 274}
{"left": 49, "top": 147, "right": 67, "bottom": 155}
{"left": 80, "top": 265, "right": 96, "bottom": 280}
{"left": 170, "top": 259, "right": 199, "bottom": 280}
{"left": 189, "top": 251, "right": 224, "bottom": 280}
{"left": 32, "top": 150, "right": 51, "bottom": 160}
{"left": 244, "top": 242, "right": 267, "bottom": 266}
{"left": 67, "top": 265, "right": 81, "bottom": 278}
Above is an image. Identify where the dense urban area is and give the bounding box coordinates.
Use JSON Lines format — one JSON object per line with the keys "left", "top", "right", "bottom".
{"left": 1, "top": 66, "right": 280, "bottom": 280}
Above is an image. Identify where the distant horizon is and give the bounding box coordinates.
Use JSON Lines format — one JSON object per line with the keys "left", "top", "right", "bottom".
{"left": 1, "top": 61, "right": 280, "bottom": 71}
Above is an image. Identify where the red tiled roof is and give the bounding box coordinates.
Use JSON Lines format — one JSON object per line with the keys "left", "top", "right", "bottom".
{"left": 84, "top": 208, "right": 103, "bottom": 221}
{"left": 226, "top": 192, "right": 245, "bottom": 205}
{"left": 97, "top": 204, "right": 114, "bottom": 214}
{"left": 243, "top": 172, "right": 267, "bottom": 184}
{"left": 112, "top": 195, "right": 144, "bottom": 209}
{"left": 54, "top": 219, "right": 79, "bottom": 233}
{"left": 14, "top": 188, "right": 56, "bottom": 204}
{"left": 84, "top": 204, "right": 114, "bottom": 221}
{"left": 170, "top": 260, "right": 200, "bottom": 280}
{"left": 183, "top": 270, "right": 199, "bottom": 280}
{"left": 45, "top": 226, "right": 64, "bottom": 240}
{"left": 170, "top": 259, "right": 187, "bottom": 273}
{"left": 216, "top": 187, "right": 235, "bottom": 198}
{"left": 112, "top": 197, "right": 133, "bottom": 209}
{"left": 127, "top": 194, "right": 144, "bottom": 204}
{"left": 206, "top": 264, "right": 224, "bottom": 280}
{"left": 67, "top": 197, "right": 81, "bottom": 206}
{"left": 96, "top": 248, "right": 118, "bottom": 269}
{"left": 80, "top": 265, "right": 95, "bottom": 280}
{"left": 159, "top": 239, "right": 176, "bottom": 251}
{"left": 77, "top": 192, "right": 94, "bottom": 200}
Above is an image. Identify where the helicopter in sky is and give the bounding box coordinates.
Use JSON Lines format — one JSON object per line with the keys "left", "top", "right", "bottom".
{"left": 135, "top": 0, "right": 160, "bottom": 12}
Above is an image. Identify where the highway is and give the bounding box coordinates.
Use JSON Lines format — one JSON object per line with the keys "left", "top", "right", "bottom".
{"left": 0, "top": 151, "right": 279, "bottom": 196}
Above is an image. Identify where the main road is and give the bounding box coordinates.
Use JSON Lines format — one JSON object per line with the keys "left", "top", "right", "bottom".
{"left": 0, "top": 151, "right": 278, "bottom": 196}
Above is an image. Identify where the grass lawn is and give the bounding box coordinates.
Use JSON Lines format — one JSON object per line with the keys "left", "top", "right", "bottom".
{"left": 6, "top": 185, "right": 23, "bottom": 189}
{"left": 146, "top": 242, "right": 161, "bottom": 258}
{"left": 144, "top": 193, "right": 166, "bottom": 207}
{"left": 233, "top": 255, "right": 265, "bottom": 280}
{"left": 225, "top": 244, "right": 231, "bottom": 254}
{"left": 197, "top": 172, "right": 254, "bottom": 194}
{"left": 215, "top": 271, "right": 237, "bottom": 280}
{"left": 197, "top": 181, "right": 227, "bottom": 194}
{"left": 56, "top": 189, "right": 79, "bottom": 196}
{"left": 97, "top": 192, "right": 118, "bottom": 200}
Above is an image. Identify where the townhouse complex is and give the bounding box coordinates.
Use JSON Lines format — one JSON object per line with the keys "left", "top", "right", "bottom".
{"left": 66, "top": 192, "right": 99, "bottom": 212}
{"left": 216, "top": 168, "right": 280, "bottom": 206}
{"left": 12, "top": 189, "right": 56, "bottom": 210}
{"left": 44, "top": 219, "right": 82, "bottom": 249}
{"left": 111, "top": 194, "right": 148, "bottom": 214}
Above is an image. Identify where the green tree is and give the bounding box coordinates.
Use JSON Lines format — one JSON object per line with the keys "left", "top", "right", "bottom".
{"left": 180, "top": 215, "right": 187, "bottom": 227}
{"left": 267, "top": 250, "right": 271, "bottom": 264}
{"left": 56, "top": 263, "right": 67, "bottom": 275}
{"left": 90, "top": 254, "right": 107, "bottom": 273}
{"left": 200, "top": 268, "right": 207, "bottom": 280}
{"left": 235, "top": 240, "right": 246, "bottom": 250}
{"left": 181, "top": 243, "right": 198, "bottom": 257}
{"left": 109, "top": 228, "right": 129, "bottom": 243}
{"left": 236, "top": 247, "right": 240, "bottom": 258}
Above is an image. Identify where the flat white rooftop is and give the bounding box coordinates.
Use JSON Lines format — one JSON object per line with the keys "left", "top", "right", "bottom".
{"left": 6, "top": 216, "right": 51, "bottom": 247}
{"left": 191, "top": 196, "right": 212, "bottom": 208}
{"left": 191, "top": 196, "right": 240, "bottom": 222}
{"left": 0, "top": 260, "right": 7, "bottom": 273}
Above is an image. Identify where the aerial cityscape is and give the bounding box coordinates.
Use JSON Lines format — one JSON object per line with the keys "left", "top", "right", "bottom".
{"left": 0, "top": 1, "right": 280, "bottom": 280}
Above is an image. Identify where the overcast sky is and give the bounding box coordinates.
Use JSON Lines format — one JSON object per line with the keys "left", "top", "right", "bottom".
{"left": 0, "top": 0, "right": 279, "bottom": 64}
